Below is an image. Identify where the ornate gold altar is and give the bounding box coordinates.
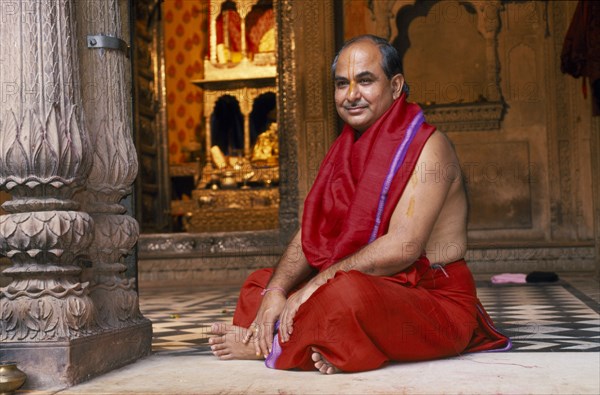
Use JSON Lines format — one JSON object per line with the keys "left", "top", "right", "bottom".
{"left": 183, "top": 0, "right": 279, "bottom": 233}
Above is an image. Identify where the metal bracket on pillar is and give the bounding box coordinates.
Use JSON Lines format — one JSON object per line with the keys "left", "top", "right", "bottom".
{"left": 87, "top": 34, "right": 130, "bottom": 57}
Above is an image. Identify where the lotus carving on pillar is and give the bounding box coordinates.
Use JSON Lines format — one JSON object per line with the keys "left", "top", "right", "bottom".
{"left": 0, "top": 105, "right": 90, "bottom": 205}
{"left": 0, "top": 104, "right": 96, "bottom": 341}
{"left": 79, "top": 121, "right": 138, "bottom": 212}
{"left": 74, "top": 114, "right": 143, "bottom": 328}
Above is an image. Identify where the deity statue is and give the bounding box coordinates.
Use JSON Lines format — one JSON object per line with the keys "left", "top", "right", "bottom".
{"left": 251, "top": 122, "right": 278, "bottom": 166}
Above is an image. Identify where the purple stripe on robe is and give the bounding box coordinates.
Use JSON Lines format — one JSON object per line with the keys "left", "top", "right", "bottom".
{"left": 476, "top": 304, "right": 513, "bottom": 352}
{"left": 369, "top": 111, "right": 425, "bottom": 243}
{"left": 265, "top": 320, "right": 282, "bottom": 368}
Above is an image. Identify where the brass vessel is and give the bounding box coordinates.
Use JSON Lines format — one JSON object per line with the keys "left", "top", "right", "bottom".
{"left": 220, "top": 171, "right": 238, "bottom": 189}
{"left": 0, "top": 362, "right": 26, "bottom": 395}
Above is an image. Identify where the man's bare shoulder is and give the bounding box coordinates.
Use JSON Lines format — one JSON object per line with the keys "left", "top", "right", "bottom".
{"left": 418, "top": 130, "right": 461, "bottom": 178}
{"left": 421, "top": 130, "right": 456, "bottom": 159}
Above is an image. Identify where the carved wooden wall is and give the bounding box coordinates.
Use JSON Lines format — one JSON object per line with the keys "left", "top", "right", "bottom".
{"left": 133, "top": 0, "right": 171, "bottom": 232}
{"left": 277, "top": 0, "right": 338, "bottom": 241}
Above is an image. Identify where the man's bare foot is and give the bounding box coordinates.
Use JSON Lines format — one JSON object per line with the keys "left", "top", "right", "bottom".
{"left": 311, "top": 347, "right": 341, "bottom": 374}
{"left": 207, "top": 323, "right": 262, "bottom": 360}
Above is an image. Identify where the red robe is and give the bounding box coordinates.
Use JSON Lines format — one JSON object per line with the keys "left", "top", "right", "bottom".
{"left": 233, "top": 96, "right": 510, "bottom": 372}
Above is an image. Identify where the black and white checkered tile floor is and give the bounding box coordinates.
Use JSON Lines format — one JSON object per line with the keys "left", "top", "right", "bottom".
{"left": 139, "top": 286, "right": 239, "bottom": 356}
{"left": 477, "top": 281, "right": 599, "bottom": 351}
{"left": 139, "top": 278, "right": 600, "bottom": 356}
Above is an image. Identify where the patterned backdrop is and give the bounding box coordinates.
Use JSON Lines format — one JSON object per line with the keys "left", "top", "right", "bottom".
{"left": 164, "top": 0, "right": 208, "bottom": 165}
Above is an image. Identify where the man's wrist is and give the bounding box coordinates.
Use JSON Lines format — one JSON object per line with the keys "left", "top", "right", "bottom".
{"left": 310, "top": 271, "right": 330, "bottom": 288}
{"left": 261, "top": 286, "right": 287, "bottom": 296}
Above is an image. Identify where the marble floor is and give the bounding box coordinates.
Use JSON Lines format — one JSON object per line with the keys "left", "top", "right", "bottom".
{"left": 18, "top": 273, "right": 600, "bottom": 394}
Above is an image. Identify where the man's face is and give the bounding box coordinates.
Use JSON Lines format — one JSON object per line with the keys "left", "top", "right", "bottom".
{"left": 334, "top": 41, "right": 404, "bottom": 134}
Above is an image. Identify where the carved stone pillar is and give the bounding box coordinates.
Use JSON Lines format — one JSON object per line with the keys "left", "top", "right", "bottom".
{"left": 75, "top": 0, "right": 147, "bottom": 330}
{"left": 239, "top": 92, "right": 252, "bottom": 158}
{"left": 205, "top": 115, "right": 213, "bottom": 160}
{"left": 0, "top": 0, "right": 150, "bottom": 390}
{"left": 0, "top": 0, "right": 96, "bottom": 340}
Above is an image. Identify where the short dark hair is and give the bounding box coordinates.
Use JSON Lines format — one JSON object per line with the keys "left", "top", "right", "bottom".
{"left": 331, "top": 34, "right": 410, "bottom": 96}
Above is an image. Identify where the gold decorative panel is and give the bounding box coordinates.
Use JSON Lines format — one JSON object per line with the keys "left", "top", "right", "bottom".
{"left": 179, "top": 188, "right": 280, "bottom": 232}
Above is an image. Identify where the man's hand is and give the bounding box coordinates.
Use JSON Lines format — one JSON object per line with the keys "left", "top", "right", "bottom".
{"left": 243, "top": 291, "right": 286, "bottom": 358}
{"left": 241, "top": 230, "right": 313, "bottom": 356}
{"left": 279, "top": 281, "right": 319, "bottom": 343}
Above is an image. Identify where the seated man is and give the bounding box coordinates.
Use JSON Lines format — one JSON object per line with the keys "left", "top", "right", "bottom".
{"left": 208, "top": 34, "right": 510, "bottom": 374}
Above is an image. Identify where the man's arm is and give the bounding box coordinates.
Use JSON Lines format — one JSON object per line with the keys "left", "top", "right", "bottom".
{"left": 249, "top": 229, "right": 314, "bottom": 357}
{"left": 279, "top": 131, "right": 461, "bottom": 341}
{"left": 265, "top": 230, "right": 314, "bottom": 292}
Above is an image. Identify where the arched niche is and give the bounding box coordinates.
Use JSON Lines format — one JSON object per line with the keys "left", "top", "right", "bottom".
{"left": 198, "top": 82, "right": 277, "bottom": 159}
{"left": 215, "top": 1, "right": 243, "bottom": 64}
{"left": 391, "top": 0, "right": 505, "bottom": 131}
{"left": 246, "top": 0, "right": 276, "bottom": 64}
{"left": 210, "top": 95, "right": 244, "bottom": 155}
{"left": 206, "top": 0, "right": 276, "bottom": 77}
{"left": 250, "top": 91, "right": 276, "bottom": 146}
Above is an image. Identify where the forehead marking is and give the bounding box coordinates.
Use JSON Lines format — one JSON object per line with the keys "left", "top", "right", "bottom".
{"left": 347, "top": 48, "right": 357, "bottom": 94}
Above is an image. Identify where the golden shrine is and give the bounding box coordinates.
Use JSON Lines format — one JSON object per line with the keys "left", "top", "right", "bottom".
{"left": 182, "top": 0, "right": 279, "bottom": 233}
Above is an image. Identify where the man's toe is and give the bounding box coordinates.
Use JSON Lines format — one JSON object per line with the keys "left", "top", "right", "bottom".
{"left": 210, "top": 343, "right": 227, "bottom": 351}
{"left": 219, "top": 354, "right": 234, "bottom": 360}
{"left": 208, "top": 335, "right": 225, "bottom": 345}
{"left": 213, "top": 348, "right": 230, "bottom": 357}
